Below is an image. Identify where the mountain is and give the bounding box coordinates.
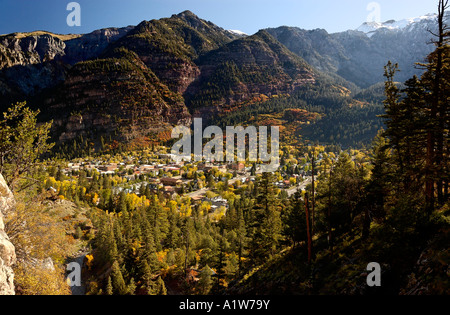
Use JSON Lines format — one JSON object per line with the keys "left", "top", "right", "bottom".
{"left": 0, "top": 11, "right": 326, "bottom": 148}
{"left": 184, "top": 29, "right": 316, "bottom": 120}
{"left": 356, "top": 14, "right": 437, "bottom": 37}
{"left": 266, "top": 13, "right": 448, "bottom": 88}
{"left": 0, "top": 10, "right": 442, "bottom": 150}
{"left": 227, "top": 30, "right": 248, "bottom": 37}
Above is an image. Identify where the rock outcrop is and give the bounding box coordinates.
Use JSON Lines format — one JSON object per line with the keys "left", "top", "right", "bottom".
{"left": 0, "top": 174, "right": 16, "bottom": 295}
{"left": 62, "top": 26, "right": 134, "bottom": 65}
{"left": 0, "top": 33, "right": 66, "bottom": 70}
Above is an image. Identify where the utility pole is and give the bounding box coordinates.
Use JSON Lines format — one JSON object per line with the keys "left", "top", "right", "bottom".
{"left": 311, "top": 153, "right": 315, "bottom": 236}
{"left": 328, "top": 166, "right": 333, "bottom": 253}
{"left": 305, "top": 193, "right": 312, "bottom": 265}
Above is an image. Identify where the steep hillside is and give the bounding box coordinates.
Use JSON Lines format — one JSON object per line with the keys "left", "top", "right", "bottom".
{"left": 227, "top": 207, "right": 449, "bottom": 296}
{"left": 39, "top": 51, "right": 191, "bottom": 145}
{"left": 102, "top": 10, "right": 238, "bottom": 94}
{"left": 185, "top": 30, "right": 316, "bottom": 120}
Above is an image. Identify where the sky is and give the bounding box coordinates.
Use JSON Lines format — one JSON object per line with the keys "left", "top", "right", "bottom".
{"left": 0, "top": 0, "right": 440, "bottom": 36}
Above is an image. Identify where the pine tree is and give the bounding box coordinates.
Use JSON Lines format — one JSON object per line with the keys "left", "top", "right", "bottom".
{"left": 147, "top": 195, "right": 169, "bottom": 250}
{"left": 282, "top": 190, "right": 307, "bottom": 247}
{"left": 117, "top": 191, "right": 128, "bottom": 213}
{"left": 365, "top": 130, "right": 393, "bottom": 228}
{"left": 428, "top": 0, "right": 449, "bottom": 207}
{"left": 304, "top": 193, "right": 312, "bottom": 264}
{"left": 149, "top": 276, "right": 167, "bottom": 295}
{"left": 381, "top": 61, "right": 405, "bottom": 193}
{"left": 111, "top": 261, "right": 127, "bottom": 295}
{"left": 214, "top": 234, "right": 227, "bottom": 293}
{"left": 106, "top": 276, "right": 113, "bottom": 295}
{"left": 249, "top": 172, "right": 282, "bottom": 264}
{"left": 197, "top": 265, "right": 213, "bottom": 295}
{"left": 380, "top": 1, "right": 450, "bottom": 213}
{"left": 127, "top": 277, "right": 136, "bottom": 295}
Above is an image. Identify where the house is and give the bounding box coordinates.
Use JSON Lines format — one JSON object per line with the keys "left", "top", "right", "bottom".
{"left": 206, "top": 196, "right": 229, "bottom": 209}
{"left": 124, "top": 175, "right": 136, "bottom": 181}
{"left": 139, "top": 165, "right": 155, "bottom": 172}
{"left": 148, "top": 178, "right": 161, "bottom": 184}
{"left": 164, "top": 166, "right": 181, "bottom": 173}
{"left": 160, "top": 177, "right": 182, "bottom": 186}
{"left": 163, "top": 186, "right": 178, "bottom": 199}
{"left": 98, "top": 164, "right": 118, "bottom": 172}
{"left": 197, "top": 163, "right": 214, "bottom": 171}
{"left": 228, "top": 162, "right": 245, "bottom": 171}
{"left": 191, "top": 195, "right": 204, "bottom": 203}
{"left": 83, "top": 164, "right": 98, "bottom": 170}
{"left": 164, "top": 186, "right": 175, "bottom": 193}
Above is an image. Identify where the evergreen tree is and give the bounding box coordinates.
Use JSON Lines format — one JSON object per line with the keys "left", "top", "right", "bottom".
{"left": 365, "top": 130, "right": 393, "bottom": 229}
{"left": 127, "top": 277, "right": 137, "bottom": 295}
{"left": 282, "top": 190, "right": 307, "bottom": 247}
{"left": 249, "top": 172, "right": 282, "bottom": 264}
{"left": 111, "top": 261, "right": 127, "bottom": 295}
{"left": 197, "top": 265, "right": 213, "bottom": 295}
{"left": 106, "top": 276, "right": 113, "bottom": 295}
{"left": 379, "top": 1, "right": 450, "bottom": 213}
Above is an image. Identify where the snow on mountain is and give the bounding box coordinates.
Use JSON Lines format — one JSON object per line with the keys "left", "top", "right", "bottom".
{"left": 356, "top": 13, "right": 437, "bottom": 37}
{"left": 227, "top": 29, "right": 248, "bottom": 37}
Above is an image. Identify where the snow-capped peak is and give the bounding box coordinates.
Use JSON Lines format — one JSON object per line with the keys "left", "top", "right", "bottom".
{"left": 356, "top": 13, "right": 437, "bottom": 37}
{"left": 227, "top": 29, "right": 248, "bottom": 37}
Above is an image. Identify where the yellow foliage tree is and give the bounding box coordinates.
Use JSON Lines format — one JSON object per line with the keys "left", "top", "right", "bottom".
{"left": 5, "top": 198, "right": 75, "bottom": 295}
{"left": 14, "top": 263, "right": 71, "bottom": 295}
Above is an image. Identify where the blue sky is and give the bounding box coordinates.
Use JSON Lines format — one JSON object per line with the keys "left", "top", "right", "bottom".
{"left": 0, "top": 0, "right": 440, "bottom": 35}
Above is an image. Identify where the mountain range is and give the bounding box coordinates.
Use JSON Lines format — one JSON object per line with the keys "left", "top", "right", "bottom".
{"left": 0, "top": 10, "right": 443, "bottom": 148}
{"left": 267, "top": 13, "right": 448, "bottom": 88}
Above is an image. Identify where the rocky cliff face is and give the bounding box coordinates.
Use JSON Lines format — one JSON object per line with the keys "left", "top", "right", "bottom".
{"left": 0, "top": 34, "right": 69, "bottom": 100}
{"left": 0, "top": 33, "right": 66, "bottom": 70}
{"left": 0, "top": 27, "right": 133, "bottom": 102}
{"left": 62, "top": 26, "right": 134, "bottom": 65}
{"left": 0, "top": 174, "right": 16, "bottom": 295}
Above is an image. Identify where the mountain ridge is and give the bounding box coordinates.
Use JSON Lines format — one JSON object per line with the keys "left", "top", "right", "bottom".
{"left": 1, "top": 10, "right": 325, "bottom": 148}
{"left": 266, "top": 12, "right": 446, "bottom": 88}
{"left": 356, "top": 13, "right": 438, "bottom": 37}
{"left": 0, "top": 10, "right": 440, "bottom": 149}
